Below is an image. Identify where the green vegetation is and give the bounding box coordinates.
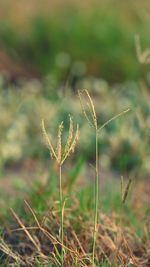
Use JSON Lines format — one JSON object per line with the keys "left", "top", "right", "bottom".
{"left": 0, "top": 6, "right": 149, "bottom": 83}
{"left": 0, "top": 79, "right": 150, "bottom": 175}
{"left": 0, "top": 1, "right": 150, "bottom": 266}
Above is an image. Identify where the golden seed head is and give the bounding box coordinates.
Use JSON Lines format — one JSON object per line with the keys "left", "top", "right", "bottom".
{"left": 41, "top": 119, "right": 58, "bottom": 161}
{"left": 57, "top": 121, "right": 64, "bottom": 164}
{"left": 42, "top": 116, "right": 79, "bottom": 166}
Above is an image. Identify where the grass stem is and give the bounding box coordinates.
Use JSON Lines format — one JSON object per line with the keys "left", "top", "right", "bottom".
{"left": 59, "top": 164, "right": 64, "bottom": 267}
{"left": 92, "top": 128, "right": 99, "bottom": 266}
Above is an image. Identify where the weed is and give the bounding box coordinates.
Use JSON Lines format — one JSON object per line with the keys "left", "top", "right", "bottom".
{"left": 78, "top": 89, "right": 130, "bottom": 266}
{"left": 78, "top": 89, "right": 99, "bottom": 266}
{"left": 42, "top": 116, "right": 79, "bottom": 266}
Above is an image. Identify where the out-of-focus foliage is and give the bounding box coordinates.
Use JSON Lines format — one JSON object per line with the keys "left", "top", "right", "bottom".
{"left": 0, "top": 0, "right": 150, "bottom": 176}
{"left": 0, "top": 78, "right": 150, "bottom": 175}
{"left": 0, "top": 2, "right": 150, "bottom": 83}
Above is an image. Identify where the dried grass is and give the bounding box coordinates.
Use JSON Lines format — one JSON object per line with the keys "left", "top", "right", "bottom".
{"left": 1, "top": 205, "right": 149, "bottom": 266}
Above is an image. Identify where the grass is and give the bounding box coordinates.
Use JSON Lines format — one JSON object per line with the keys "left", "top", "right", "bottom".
{"left": 0, "top": 91, "right": 149, "bottom": 266}
{"left": 0, "top": 191, "right": 149, "bottom": 266}
{"left": 78, "top": 89, "right": 99, "bottom": 266}
{"left": 42, "top": 116, "right": 79, "bottom": 266}
{"left": 78, "top": 90, "right": 130, "bottom": 266}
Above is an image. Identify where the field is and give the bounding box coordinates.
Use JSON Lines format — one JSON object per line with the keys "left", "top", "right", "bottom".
{"left": 0, "top": 1, "right": 150, "bottom": 266}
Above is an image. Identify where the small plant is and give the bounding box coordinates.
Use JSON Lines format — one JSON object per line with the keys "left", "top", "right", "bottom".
{"left": 78, "top": 89, "right": 130, "bottom": 266}
{"left": 42, "top": 115, "right": 79, "bottom": 266}
{"left": 78, "top": 89, "right": 99, "bottom": 266}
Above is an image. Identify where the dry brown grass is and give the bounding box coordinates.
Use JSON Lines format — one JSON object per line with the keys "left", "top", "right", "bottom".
{"left": 1, "top": 202, "right": 149, "bottom": 266}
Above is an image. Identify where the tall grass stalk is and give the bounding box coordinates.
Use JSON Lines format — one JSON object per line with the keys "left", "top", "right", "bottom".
{"left": 78, "top": 89, "right": 130, "bottom": 266}
{"left": 59, "top": 164, "right": 64, "bottom": 264}
{"left": 42, "top": 116, "right": 79, "bottom": 266}
{"left": 78, "top": 89, "right": 99, "bottom": 266}
{"left": 92, "top": 127, "right": 99, "bottom": 266}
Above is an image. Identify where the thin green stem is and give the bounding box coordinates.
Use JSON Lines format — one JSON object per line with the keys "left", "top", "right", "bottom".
{"left": 92, "top": 129, "right": 99, "bottom": 266}
{"left": 59, "top": 164, "right": 64, "bottom": 267}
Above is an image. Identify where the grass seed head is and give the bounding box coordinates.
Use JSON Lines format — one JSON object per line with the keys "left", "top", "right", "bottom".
{"left": 135, "top": 34, "right": 150, "bottom": 64}
{"left": 42, "top": 116, "right": 79, "bottom": 166}
{"left": 64, "top": 115, "right": 73, "bottom": 155}
{"left": 41, "top": 119, "right": 57, "bottom": 160}
{"left": 122, "top": 177, "right": 132, "bottom": 204}
{"left": 57, "top": 121, "right": 64, "bottom": 164}
{"left": 61, "top": 120, "right": 79, "bottom": 164}
{"left": 78, "top": 89, "right": 98, "bottom": 129}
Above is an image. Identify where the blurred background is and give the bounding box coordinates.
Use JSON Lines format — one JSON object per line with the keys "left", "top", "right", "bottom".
{"left": 0, "top": 0, "right": 150, "bottom": 199}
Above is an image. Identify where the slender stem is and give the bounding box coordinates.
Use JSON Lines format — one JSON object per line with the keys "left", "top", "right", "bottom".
{"left": 59, "top": 164, "right": 64, "bottom": 267}
{"left": 92, "top": 129, "right": 99, "bottom": 266}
